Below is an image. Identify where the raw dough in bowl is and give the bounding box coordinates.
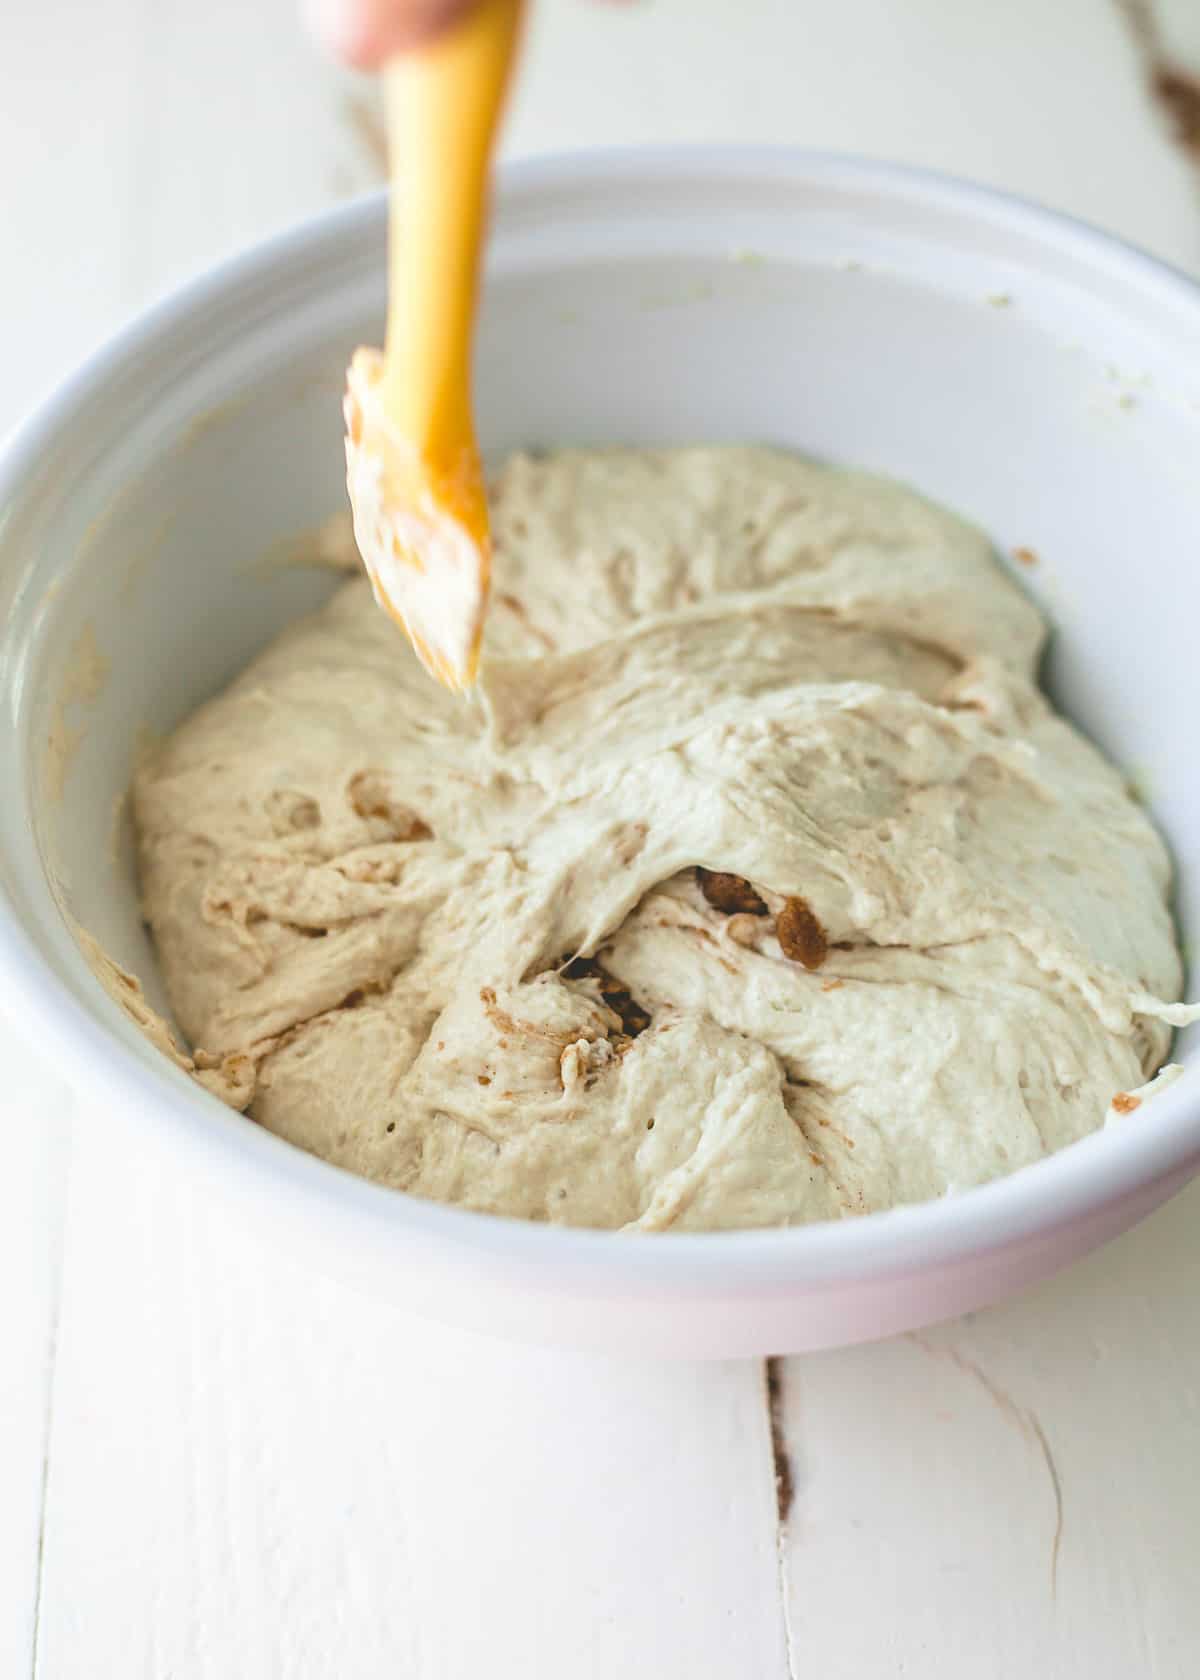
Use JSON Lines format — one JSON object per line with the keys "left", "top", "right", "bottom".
{"left": 130, "top": 447, "right": 1191, "bottom": 1230}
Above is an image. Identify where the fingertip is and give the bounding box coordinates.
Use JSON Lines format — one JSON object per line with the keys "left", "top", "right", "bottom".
{"left": 306, "top": 0, "right": 475, "bottom": 69}
{"left": 305, "top": 0, "right": 388, "bottom": 69}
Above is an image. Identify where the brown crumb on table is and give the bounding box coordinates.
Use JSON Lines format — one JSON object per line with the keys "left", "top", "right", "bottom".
{"left": 821, "top": 977, "right": 844, "bottom": 992}
{"left": 697, "top": 868, "right": 768, "bottom": 915}
{"left": 777, "top": 897, "right": 829, "bottom": 970}
{"left": 1117, "top": 3, "right": 1200, "bottom": 165}
{"left": 1154, "top": 64, "right": 1200, "bottom": 160}
{"left": 1013, "top": 546, "right": 1039, "bottom": 568}
{"left": 1111, "top": 1091, "right": 1141, "bottom": 1115}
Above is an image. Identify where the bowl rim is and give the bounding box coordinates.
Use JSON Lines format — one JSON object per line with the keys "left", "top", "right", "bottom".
{"left": 2, "top": 143, "right": 1199, "bottom": 1293}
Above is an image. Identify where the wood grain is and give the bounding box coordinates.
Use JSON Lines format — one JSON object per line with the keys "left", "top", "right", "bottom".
{"left": 776, "top": 1181, "right": 1200, "bottom": 1677}
{"left": 37, "top": 1132, "right": 789, "bottom": 1680}
{"left": 0, "top": 1033, "right": 70, "bottom": 1680}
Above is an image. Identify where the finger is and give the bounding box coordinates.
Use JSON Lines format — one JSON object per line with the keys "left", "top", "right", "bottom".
{"left": 306, "top": 0, "right": 477, "bottom": 69}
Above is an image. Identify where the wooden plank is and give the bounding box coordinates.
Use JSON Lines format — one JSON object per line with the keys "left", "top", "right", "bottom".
{"left": 511, "top": 0, "right": 1200, "bottom": 275}
{"left": 777, "top": 1180, "right": 1200, "bottom": 1678}
{"left": 36, "top": 1128, "right": 788, "bottom": 1680}
{"left": 123, "top": 0, "right": 386, "bottom": 308}
{"left": 0, "top": 0, "right": 147, "bottom": 436}
{"left": 0, "top": 1030, "right": 71, "bottom": 1680}
{"left": 0, "top": 0, "right": 383, "bottom": 444}
{"left": 1, "top": 5, "right": 145, "bottom": 1666}
{"left": 0, "top": 8, "right": 376, "bottom": 1673}
{"left": 0, "top": 2, "right": 149, "bottom": 1667}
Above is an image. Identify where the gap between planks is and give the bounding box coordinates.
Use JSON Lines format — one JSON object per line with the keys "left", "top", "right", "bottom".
{"left": 764, "top": 1358, "right": 798, "bottom": 1680}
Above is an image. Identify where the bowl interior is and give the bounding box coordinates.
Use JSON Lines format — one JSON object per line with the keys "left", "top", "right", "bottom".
{"left": 3, "top": 152, "right": 1199, "bottom": 1139}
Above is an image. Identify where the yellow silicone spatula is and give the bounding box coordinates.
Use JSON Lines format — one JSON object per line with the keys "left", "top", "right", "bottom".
{"left": 343, "top": 0, "right": 524, "bottom": 690}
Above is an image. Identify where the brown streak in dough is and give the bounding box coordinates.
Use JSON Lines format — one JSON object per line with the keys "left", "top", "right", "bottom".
{"left": 561, "top": 959, "right": 651, "bottom": 1038}
{"left": 496, "top": 591, "right": 557, "bottom": 652}
{"left": 479, "top": 985, "right": 585, "bottom": 1048}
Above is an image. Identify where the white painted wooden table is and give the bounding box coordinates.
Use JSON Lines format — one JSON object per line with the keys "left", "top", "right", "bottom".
{"left": 4, "top": 2, "right": 1200, "bottom": 1674}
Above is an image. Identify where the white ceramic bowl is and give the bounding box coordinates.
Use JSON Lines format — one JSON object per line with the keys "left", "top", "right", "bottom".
{"left": 2, "top": 149, "right": 1199, "bottom": 1358}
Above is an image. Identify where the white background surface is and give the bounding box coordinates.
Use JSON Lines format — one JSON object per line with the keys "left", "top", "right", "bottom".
{"left": 3, "top": 1, "right": 1200, "bottom": 1675}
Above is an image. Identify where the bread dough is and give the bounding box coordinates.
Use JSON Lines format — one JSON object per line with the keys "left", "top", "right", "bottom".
{"left": 133, "top": 447, "right": 1191, "bottom": 1230}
